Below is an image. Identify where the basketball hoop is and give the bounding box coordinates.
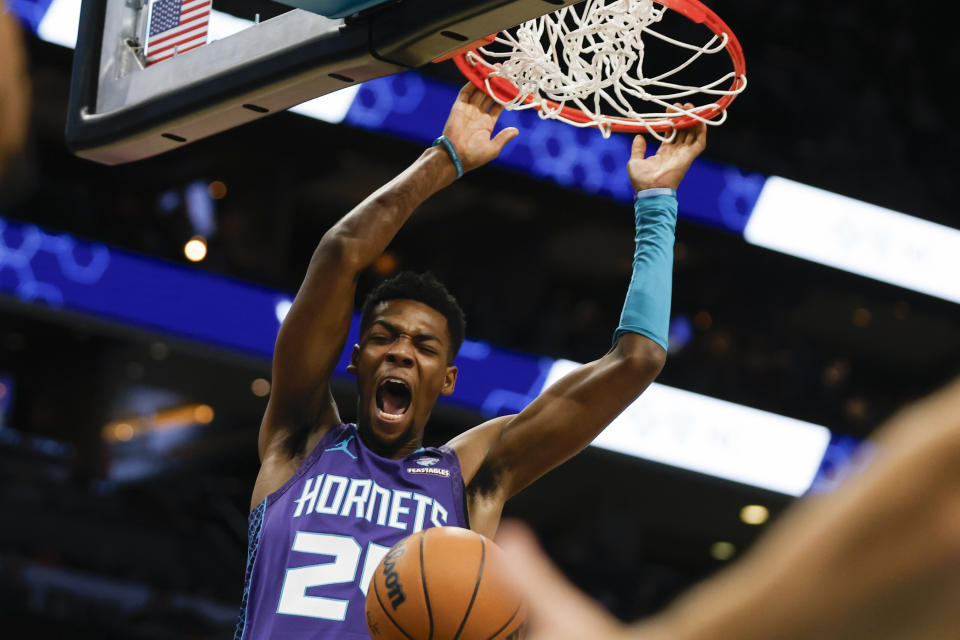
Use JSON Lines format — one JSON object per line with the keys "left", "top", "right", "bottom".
{"left": 451, "top": 0, "right": 747, "bottom": 141}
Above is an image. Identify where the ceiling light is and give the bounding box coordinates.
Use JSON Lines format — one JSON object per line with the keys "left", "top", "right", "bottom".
{"left": 193, "top": 404, "right": 214, "bottom": 424}
{"left": 251, "top": 378, "right": 271, "bottom": 397}
{"left": 208, "top": 180, "right": 227, "bottom": 199}
{"left": 740, "top": 504, "right": 769, "bottom": 525}
{"left": 710, "top": 541, "right": 735, "bottom": 561}
{"left": 184, "top": 236, "right": 207, "bottom": 262}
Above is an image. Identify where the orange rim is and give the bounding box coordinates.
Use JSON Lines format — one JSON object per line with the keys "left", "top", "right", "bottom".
{"left": 452, "top": 0, "right": 746, "bottom": 133}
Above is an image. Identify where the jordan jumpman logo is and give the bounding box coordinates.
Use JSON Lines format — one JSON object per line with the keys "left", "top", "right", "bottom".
{"left": 325, "top": 434, "right": 357, "bottom": 459}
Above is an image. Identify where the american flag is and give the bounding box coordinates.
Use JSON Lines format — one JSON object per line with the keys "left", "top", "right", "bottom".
{"left": 144, "top": 0, "right": 212, "bottom": 67}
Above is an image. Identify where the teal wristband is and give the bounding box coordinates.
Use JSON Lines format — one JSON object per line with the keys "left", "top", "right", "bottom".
{"left": 432, "top": 135, "right": 464, "bottom": 180}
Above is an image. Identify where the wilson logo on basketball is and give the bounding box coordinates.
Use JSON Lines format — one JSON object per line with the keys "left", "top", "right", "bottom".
{"left": 381, "top": 546, "right": 407, "bottom": 609}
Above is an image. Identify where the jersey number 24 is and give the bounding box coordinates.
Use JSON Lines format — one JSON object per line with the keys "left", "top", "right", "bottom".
{"left": 277, "top": 531, "right": 391, "bottom": 620}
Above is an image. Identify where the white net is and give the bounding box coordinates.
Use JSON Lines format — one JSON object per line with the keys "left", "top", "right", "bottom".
{"left": 463, "top": 0, "right": 747, "bottom": 141}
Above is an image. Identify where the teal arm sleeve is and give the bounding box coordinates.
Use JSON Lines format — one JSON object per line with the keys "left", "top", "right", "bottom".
{"left": 613, "top": 188, "right": 678, "bottom": 351}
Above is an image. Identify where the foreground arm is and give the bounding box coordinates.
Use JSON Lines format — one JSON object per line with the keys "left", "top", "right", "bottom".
{"left": 254, "top": 85, "right": 518, "bottom": 497}
{"left": 452, "top": 112, "right": 706, "bottom": 532}
{"left": 0, "top": 7, "right": 31, "bottom": 178}
{"left": 499, "top": 375, "right": 960, "bottom": 640}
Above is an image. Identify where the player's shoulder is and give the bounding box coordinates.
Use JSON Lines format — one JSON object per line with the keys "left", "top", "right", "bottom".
{"left": 445, "top": 415, "right": 512, "bottom": 455}
{"left": 258, "top": 392, "right": 342, "bottom": 462}
{"left": 251, "top": 421, "right": 348, "bottom": 510}
{"left": 445, "top": 414, "right": 513, "bottom": 486}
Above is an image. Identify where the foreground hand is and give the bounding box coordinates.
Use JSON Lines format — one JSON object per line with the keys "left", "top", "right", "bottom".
{"left": 441, "top": 83, "right": 519, "bottom": 174}
{"left": 628, "top": 103, "right": 707, "bottom": 192}
{"left": 496, "top": 521, "right": 634, "bottom": 640}
{"left": 0, "top": 8, "right": 31, "bottom": 178}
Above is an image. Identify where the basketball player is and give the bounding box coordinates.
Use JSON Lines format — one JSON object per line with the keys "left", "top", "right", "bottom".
{"left": 499, "top": 375, "right": 960, "bottom": 640}
{"left": 234, "top": 84, "right": 706, "bottom": 639}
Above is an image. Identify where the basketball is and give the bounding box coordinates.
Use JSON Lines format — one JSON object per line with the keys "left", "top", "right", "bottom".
{"left": 365, "top": 527, "right": 526, "bottom": 640}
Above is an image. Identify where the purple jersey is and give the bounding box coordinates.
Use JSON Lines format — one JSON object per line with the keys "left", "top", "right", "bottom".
{"left": 235, "top": 423, "right": 468, "bottom": 639}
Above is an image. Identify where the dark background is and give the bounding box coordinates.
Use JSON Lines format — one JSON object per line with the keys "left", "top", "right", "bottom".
{"left": 1, "top": 1, "right": 958, "bottom": 637}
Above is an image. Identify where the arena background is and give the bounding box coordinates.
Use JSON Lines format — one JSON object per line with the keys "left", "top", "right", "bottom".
{"left": 1, "top": 1, "right": 958, "bottom": 637}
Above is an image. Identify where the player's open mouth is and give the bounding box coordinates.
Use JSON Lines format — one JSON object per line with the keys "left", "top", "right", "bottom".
{"left": 376, "top": 378, "right": 412, "bottom": 422}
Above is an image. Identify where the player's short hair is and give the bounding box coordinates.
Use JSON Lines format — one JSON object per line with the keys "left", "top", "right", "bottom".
{"left": 360, "top": 271, "right": 466, "bottom": 363}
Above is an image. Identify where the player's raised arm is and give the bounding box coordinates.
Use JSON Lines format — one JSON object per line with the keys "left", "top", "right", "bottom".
{"left": 451, "top": 108, "right": 706, "bottom": 531}
{"left": 258, "top": 84, "right": 518, "bottom": 465}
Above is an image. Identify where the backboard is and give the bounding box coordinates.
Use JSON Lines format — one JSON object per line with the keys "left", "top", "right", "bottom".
{"left": 66, "top": 0, "right": 581, "bottom": 165}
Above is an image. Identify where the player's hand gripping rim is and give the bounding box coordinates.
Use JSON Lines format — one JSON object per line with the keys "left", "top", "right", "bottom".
{"left": 439, "top": 83, "right": 520, "bottom": 175}
{"left": 628, "top": 102, "right": 707, "bottom": 193}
